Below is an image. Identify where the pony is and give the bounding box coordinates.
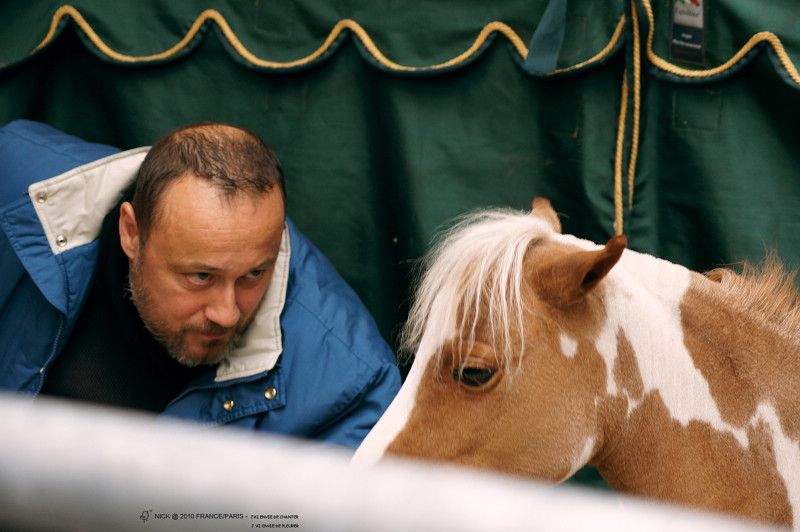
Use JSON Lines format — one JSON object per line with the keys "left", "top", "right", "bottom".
{"left": 353, "top": 198, "right": 800, "bottom": 529}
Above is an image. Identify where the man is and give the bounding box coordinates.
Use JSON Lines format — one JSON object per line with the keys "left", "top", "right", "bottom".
{"left": 0, "top": 119, "right": 400, "bottom": 448}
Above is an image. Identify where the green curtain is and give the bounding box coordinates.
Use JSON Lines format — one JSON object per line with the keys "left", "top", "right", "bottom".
{"left": 0, "top": 0, "right": 630, "bottom": 350}
{"left": 2, "top": 0, "right": 800, "bottom": 487}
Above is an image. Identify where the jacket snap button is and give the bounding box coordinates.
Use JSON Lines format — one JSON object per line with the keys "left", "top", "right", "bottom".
{"left": 55, "top": 234, "right": 68, "bottom": 247}
{"left": 265, "top": 387, "right": 276, "bottom": 400}
{"left": 223, "top": 399, "right": 234, "bottom": 411}
{"left": 36, "top": 192, "right": 47, "bottom": 203}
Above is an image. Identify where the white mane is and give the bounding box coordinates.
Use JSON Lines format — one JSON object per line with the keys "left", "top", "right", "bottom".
{"left": 401, "top": 208, "right": 555, "bottom": 370}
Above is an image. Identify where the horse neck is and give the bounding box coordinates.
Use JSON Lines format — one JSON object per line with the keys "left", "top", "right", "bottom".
{"left": 588, "top": 246, "right": 725, "bottom": 432}
{"left": 552, "top": 237, "right": 700, "bottom": 406}
{"left": 587, "top": 247, "right": 800, "bottom": 522}
{"left": 597, "top": 246, "right": 800, "bottom": 428}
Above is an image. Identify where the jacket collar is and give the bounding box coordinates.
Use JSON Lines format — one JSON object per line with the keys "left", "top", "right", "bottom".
{"left": 29, "top": 148, "right": 290, "bottom": 382}
{"left": 215, "top": 224, "right": 289, "bottom": 382}
{"left": 29, "top": 148, "right": 150, "bottom": 256}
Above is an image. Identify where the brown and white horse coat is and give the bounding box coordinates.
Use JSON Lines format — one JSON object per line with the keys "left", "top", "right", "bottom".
{"left": 354, "top": 199, "right": 799, "bottom": 529}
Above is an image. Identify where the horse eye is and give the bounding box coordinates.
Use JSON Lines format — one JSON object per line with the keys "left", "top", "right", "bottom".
{"left": 453, "top": 366, "right": 497, "bottom": 388}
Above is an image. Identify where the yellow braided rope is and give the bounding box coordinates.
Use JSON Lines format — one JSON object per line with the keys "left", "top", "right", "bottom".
{"left": 611, "top": 5, "right": 640, "bottom": 236}
{"left": 614, "top": 69, "right": 629, "bottom": 236}
{"left": 640, "top": 0, "right": 800, "bottom": 84}
{"left": 627, "top": 0, "right": 642, "bottom": 212}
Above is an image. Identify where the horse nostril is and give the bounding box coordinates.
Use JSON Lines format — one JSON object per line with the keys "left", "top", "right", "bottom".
{"left": 454, "top": 366, "right": 497, "bottom": 388}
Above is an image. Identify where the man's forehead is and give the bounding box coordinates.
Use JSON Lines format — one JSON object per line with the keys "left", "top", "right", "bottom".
{"left": 145, "top": 176, "right": 284, "bottom": 257}
{"left": 149, "top": 220, "right": 283, "bottom": 276}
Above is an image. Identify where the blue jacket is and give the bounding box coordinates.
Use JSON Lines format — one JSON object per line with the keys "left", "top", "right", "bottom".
{"left": 0, "top": 120, "right": 400, "bottom": 447}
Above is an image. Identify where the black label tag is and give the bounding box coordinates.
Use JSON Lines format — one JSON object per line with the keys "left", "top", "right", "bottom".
{"left": 670, "top": 0, "right": 705, "bottom": 65}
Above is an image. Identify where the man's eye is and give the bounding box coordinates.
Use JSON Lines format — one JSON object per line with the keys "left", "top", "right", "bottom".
{"left": 190, "top": 272, "right": 211, "bottom": 283}
{"left": 245, "top": 270, "right": 264, "bottom": 280}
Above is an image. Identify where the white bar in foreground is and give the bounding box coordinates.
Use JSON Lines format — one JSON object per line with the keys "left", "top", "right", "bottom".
{"left": 0, "top": 393, "right": 784, "bottom": 531}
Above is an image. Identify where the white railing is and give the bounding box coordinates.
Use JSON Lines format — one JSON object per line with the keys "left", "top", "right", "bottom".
{"left": 0, "top": 393, "right": 781, "bottom": 531}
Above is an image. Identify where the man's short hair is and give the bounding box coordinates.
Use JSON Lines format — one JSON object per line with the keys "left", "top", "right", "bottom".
{"left": 132, "top": 122, "right": 285, "bottom": 244}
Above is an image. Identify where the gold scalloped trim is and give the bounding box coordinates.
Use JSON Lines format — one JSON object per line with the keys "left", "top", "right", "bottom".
{"left": 32, "top": 5, "right": 623, "bottom": 73}
{"left": 551, "top": 14, "right": 626, "bottom": 75}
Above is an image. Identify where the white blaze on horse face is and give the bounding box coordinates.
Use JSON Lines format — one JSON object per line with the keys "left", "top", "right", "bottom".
{"left": 353, "top": 259, "right": 473, "bottom": 464}
{"left": 351, "top": 354, "right": 425, "bottom": 466}
{"left": 351, "top": 332, "right": 441, "bottom": 466}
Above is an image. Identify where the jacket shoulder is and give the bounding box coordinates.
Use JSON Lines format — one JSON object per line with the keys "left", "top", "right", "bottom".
{"left": 283, "top": 219, "right": 395, "bottom": 368}
{"left": 0, "top": 120, "right": 119, "bottom": 204}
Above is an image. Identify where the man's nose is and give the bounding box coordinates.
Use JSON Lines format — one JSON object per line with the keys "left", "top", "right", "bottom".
{"left": 205, "top": 284, "right": 241, "bottom": 328}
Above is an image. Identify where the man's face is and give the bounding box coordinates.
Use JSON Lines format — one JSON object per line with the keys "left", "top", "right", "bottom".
{"left": 120, "top": 175, "right": 285, "bottom": 367}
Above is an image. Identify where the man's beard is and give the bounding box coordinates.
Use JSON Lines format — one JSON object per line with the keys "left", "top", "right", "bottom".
{"left": 127, "top": 255, "right": 254, "bottom": 368}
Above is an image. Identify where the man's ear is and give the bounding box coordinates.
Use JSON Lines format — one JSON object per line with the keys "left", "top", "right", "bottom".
{"left": 533, "top": 235, "right": 627, "bottom": 308}
{"left": 119, "top": 202, "right": 140, "bottom": 261}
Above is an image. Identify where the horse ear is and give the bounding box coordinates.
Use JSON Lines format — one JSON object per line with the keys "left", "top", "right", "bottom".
{"left": 534, "top": 235, "right": 627, "bottom": 307}
{"left": 531, "top": 197, "right": 562, "bottom": 234}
